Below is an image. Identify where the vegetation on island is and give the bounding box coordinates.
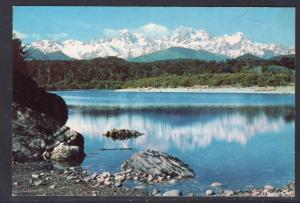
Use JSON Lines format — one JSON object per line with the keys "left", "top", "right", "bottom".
{"left": 23, "top": 42, "right": 295, "bottom": 90}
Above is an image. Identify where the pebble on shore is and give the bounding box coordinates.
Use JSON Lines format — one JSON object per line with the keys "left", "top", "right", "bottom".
{"left": 205, "top": 182, "right": 295, "bottom": 197}
{"left": 13, "top": 161, "right": 295, "bottom": 197}
{"left": 162, "top": 190, "right": 182, "bottom": 197}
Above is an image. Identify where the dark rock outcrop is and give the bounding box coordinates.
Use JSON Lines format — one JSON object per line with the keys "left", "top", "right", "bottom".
{"left": 12, "top": 103, "right": 61, "bottom": 162}
{"left": 121, "top": 149, "right": 195, "bottom": 182}
{"left": 12, "top": 103, "right": 85, "bottom": 163}
{"left": 12, "top": 70, "right": 84, "bottom": 163}
{"left": 103, "top": 128, "right": 143, "bottom": 140}
{"left": 13, "top": 70, "right": 68, "bottom": 126}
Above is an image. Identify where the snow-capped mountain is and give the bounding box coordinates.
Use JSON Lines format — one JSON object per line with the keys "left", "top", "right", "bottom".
{"left": 28, "top": 26, "right": 294, "bottom": 60}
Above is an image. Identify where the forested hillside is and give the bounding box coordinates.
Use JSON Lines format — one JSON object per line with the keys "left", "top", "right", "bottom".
{"left": 26, "top": 55, "right": 295, "bottom": 90}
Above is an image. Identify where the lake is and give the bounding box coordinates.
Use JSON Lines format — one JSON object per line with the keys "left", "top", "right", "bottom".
{"left": 53, "top": 90, "right": 295, "bottom": 196}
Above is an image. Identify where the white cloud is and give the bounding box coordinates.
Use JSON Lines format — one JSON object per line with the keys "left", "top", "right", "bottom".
{"left": 13, "top": 30, "right": 28, "bottom": 39}
{"left": 138, "top": 23, "right": 169, "bottom": 37}
{"left": 47, "top": 32, "right": 69, "bottom": 40}
{"left": 103, "top": 23, "right": 169, "bottom": 39}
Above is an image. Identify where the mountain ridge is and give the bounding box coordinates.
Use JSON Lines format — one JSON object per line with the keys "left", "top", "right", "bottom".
{"left": 26, "top": 27, "right": 294, "bottom": 60}
{"left": 27, "top": 48, "right": 74, "bottom": 61}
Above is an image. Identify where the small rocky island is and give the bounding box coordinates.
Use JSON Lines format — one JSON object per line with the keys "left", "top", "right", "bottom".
{"left": 103, "top": 128, "right": 143, "bottom": 140}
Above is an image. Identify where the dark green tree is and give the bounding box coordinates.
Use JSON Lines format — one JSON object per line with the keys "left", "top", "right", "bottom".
{"left": 12, "top": 34, "right": 29, "bottom": 74}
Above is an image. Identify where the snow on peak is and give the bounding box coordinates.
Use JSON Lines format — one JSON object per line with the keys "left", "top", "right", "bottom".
{"left": 219, "top": 32, "right": 245, "bottom": 45}
{"left": 28, "top": 26, "right": 294, "bottom": 59}
{"left": 31, "top": 40, "right": 62, "bottom": 53}
{"left": 171, "top": 26, "right": 194, "bottom": 43}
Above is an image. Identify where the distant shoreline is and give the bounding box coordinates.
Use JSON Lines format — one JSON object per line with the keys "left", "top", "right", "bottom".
{"left": 114, "top": 86, "right": 295, "bottom": 94}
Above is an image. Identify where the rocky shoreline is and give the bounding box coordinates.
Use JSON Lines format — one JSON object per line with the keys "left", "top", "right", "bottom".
{"left": 12, "top": 149, "right": 295, "bottom": 197}
{"left": 12, "top": 161, "right": 295, "bottom": 197}
{"left": 12, "top": 161, "right": 146, "bottom": 196}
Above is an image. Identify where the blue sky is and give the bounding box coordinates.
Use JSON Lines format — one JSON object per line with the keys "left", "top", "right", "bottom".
{"left": 13, "top": 7, "right": 295, "bottom": 46}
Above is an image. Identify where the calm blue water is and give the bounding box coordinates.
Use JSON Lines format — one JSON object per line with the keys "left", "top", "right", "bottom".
{"left": 53, "top": 90, "right": 295, "bottom": 196}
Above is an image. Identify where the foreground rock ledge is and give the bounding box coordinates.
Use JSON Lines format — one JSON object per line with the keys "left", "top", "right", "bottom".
{"left": 121, "top": 149, "right": 195, "bottom": 183}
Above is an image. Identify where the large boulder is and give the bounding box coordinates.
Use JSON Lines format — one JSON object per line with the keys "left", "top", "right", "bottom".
{"left": 47, "top": 126, "right": 85, "bottom": 162}
{"left": 121, "top": 149, "right": 195, "bottom": 181}
{"left": 12, "top": 103, "right": 85, "bottom": 163}
{"left": 50, "top": 143, "right": 81, "bottom": 162}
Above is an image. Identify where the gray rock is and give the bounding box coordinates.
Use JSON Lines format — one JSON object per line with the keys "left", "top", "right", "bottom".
{"left": 104, "top": 181, "right": 111, "bottom": 186}
{"left": 82, "top": 170, "right": 87, "bottom": 176}
{"left": 168, "top": 179, "right": 177, "bottom": 184}
{"left": 267, "top": 192, "right": 280, "bottom": 197}
{"left": 96, "top": 176, "right": 105, "bottom": 183}
{"left": 286, "top": 191, "right": 295, "bottom": 196}
{"left": 152, "top": 188, "right": 160, "bottom": 195}
{"left": 91, "top": 172, "right": 98, "bottom": 179}
{"left": 186, "top": 193, "right": 195, "bottom": 197}
{"left": 50, "top": 143, "right": 81, "bottom": 162}
{"left": 205, "top": 189, "right": 214, "bottom": 196}
{"left": 66, "top": 175, "right": 76, "bottom": 180}
{"left": 64, "top": 170, "right": 71, "bottom": 175}
{"left": 162, "top": 190, "right": 182, "bottom": 196}
{"left": 33, "top": 180, "right": 43, "bottom": 186}
{"left": 102, "top": 172, "right": 111, "bottom": 178}
{"left": 224, "top": 190, "right": 234, "bottom": 196}
{"left": 49, "top": 184, "right": 56, "bottom": 189}
{"left": 50, "top": 126, "right": 85, "bottom": 162}
{"left": 134, "top": 185, "right": 146, "bottom": 190}
{"left": 121, "top": 149, "right": 195, "bottom": 180}
{"left": 264, "top": 184, "right": 275, "bottom": 191}
{"left": 210, "top": 182, "right": 223, "bottom": 187}
{"left": 83, "top": 177, "right": 91, "bottom": 182}
{"left": 115, "top": 175, "right": 125, "bottom": 182}
{"left": 115, "top": 182, "right": 122, "bottom": 188}
{"left": 147, "top": 174, "right": 154, "bottom": 182}
{"left": 157, "top": 176, "right": 164, "bottom": 182}
{"left": 31, "top": 173, "right": 40, "bottom": 179}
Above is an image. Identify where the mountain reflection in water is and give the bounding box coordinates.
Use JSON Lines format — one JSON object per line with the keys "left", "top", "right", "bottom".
{"left": 66, "top": 106, "right": 294, "bottom": 151}
{"left": 52, "top": 90, "right": 294, "bottom": 194}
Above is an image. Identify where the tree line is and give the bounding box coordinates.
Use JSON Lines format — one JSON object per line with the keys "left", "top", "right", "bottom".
{"left": 24, "top": 54, "right": 295, "bottom": 90}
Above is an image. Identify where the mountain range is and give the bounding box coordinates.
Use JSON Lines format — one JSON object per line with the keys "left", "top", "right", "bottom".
{"left": 26, "top": 26, "right": 295, "bottom": 61}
